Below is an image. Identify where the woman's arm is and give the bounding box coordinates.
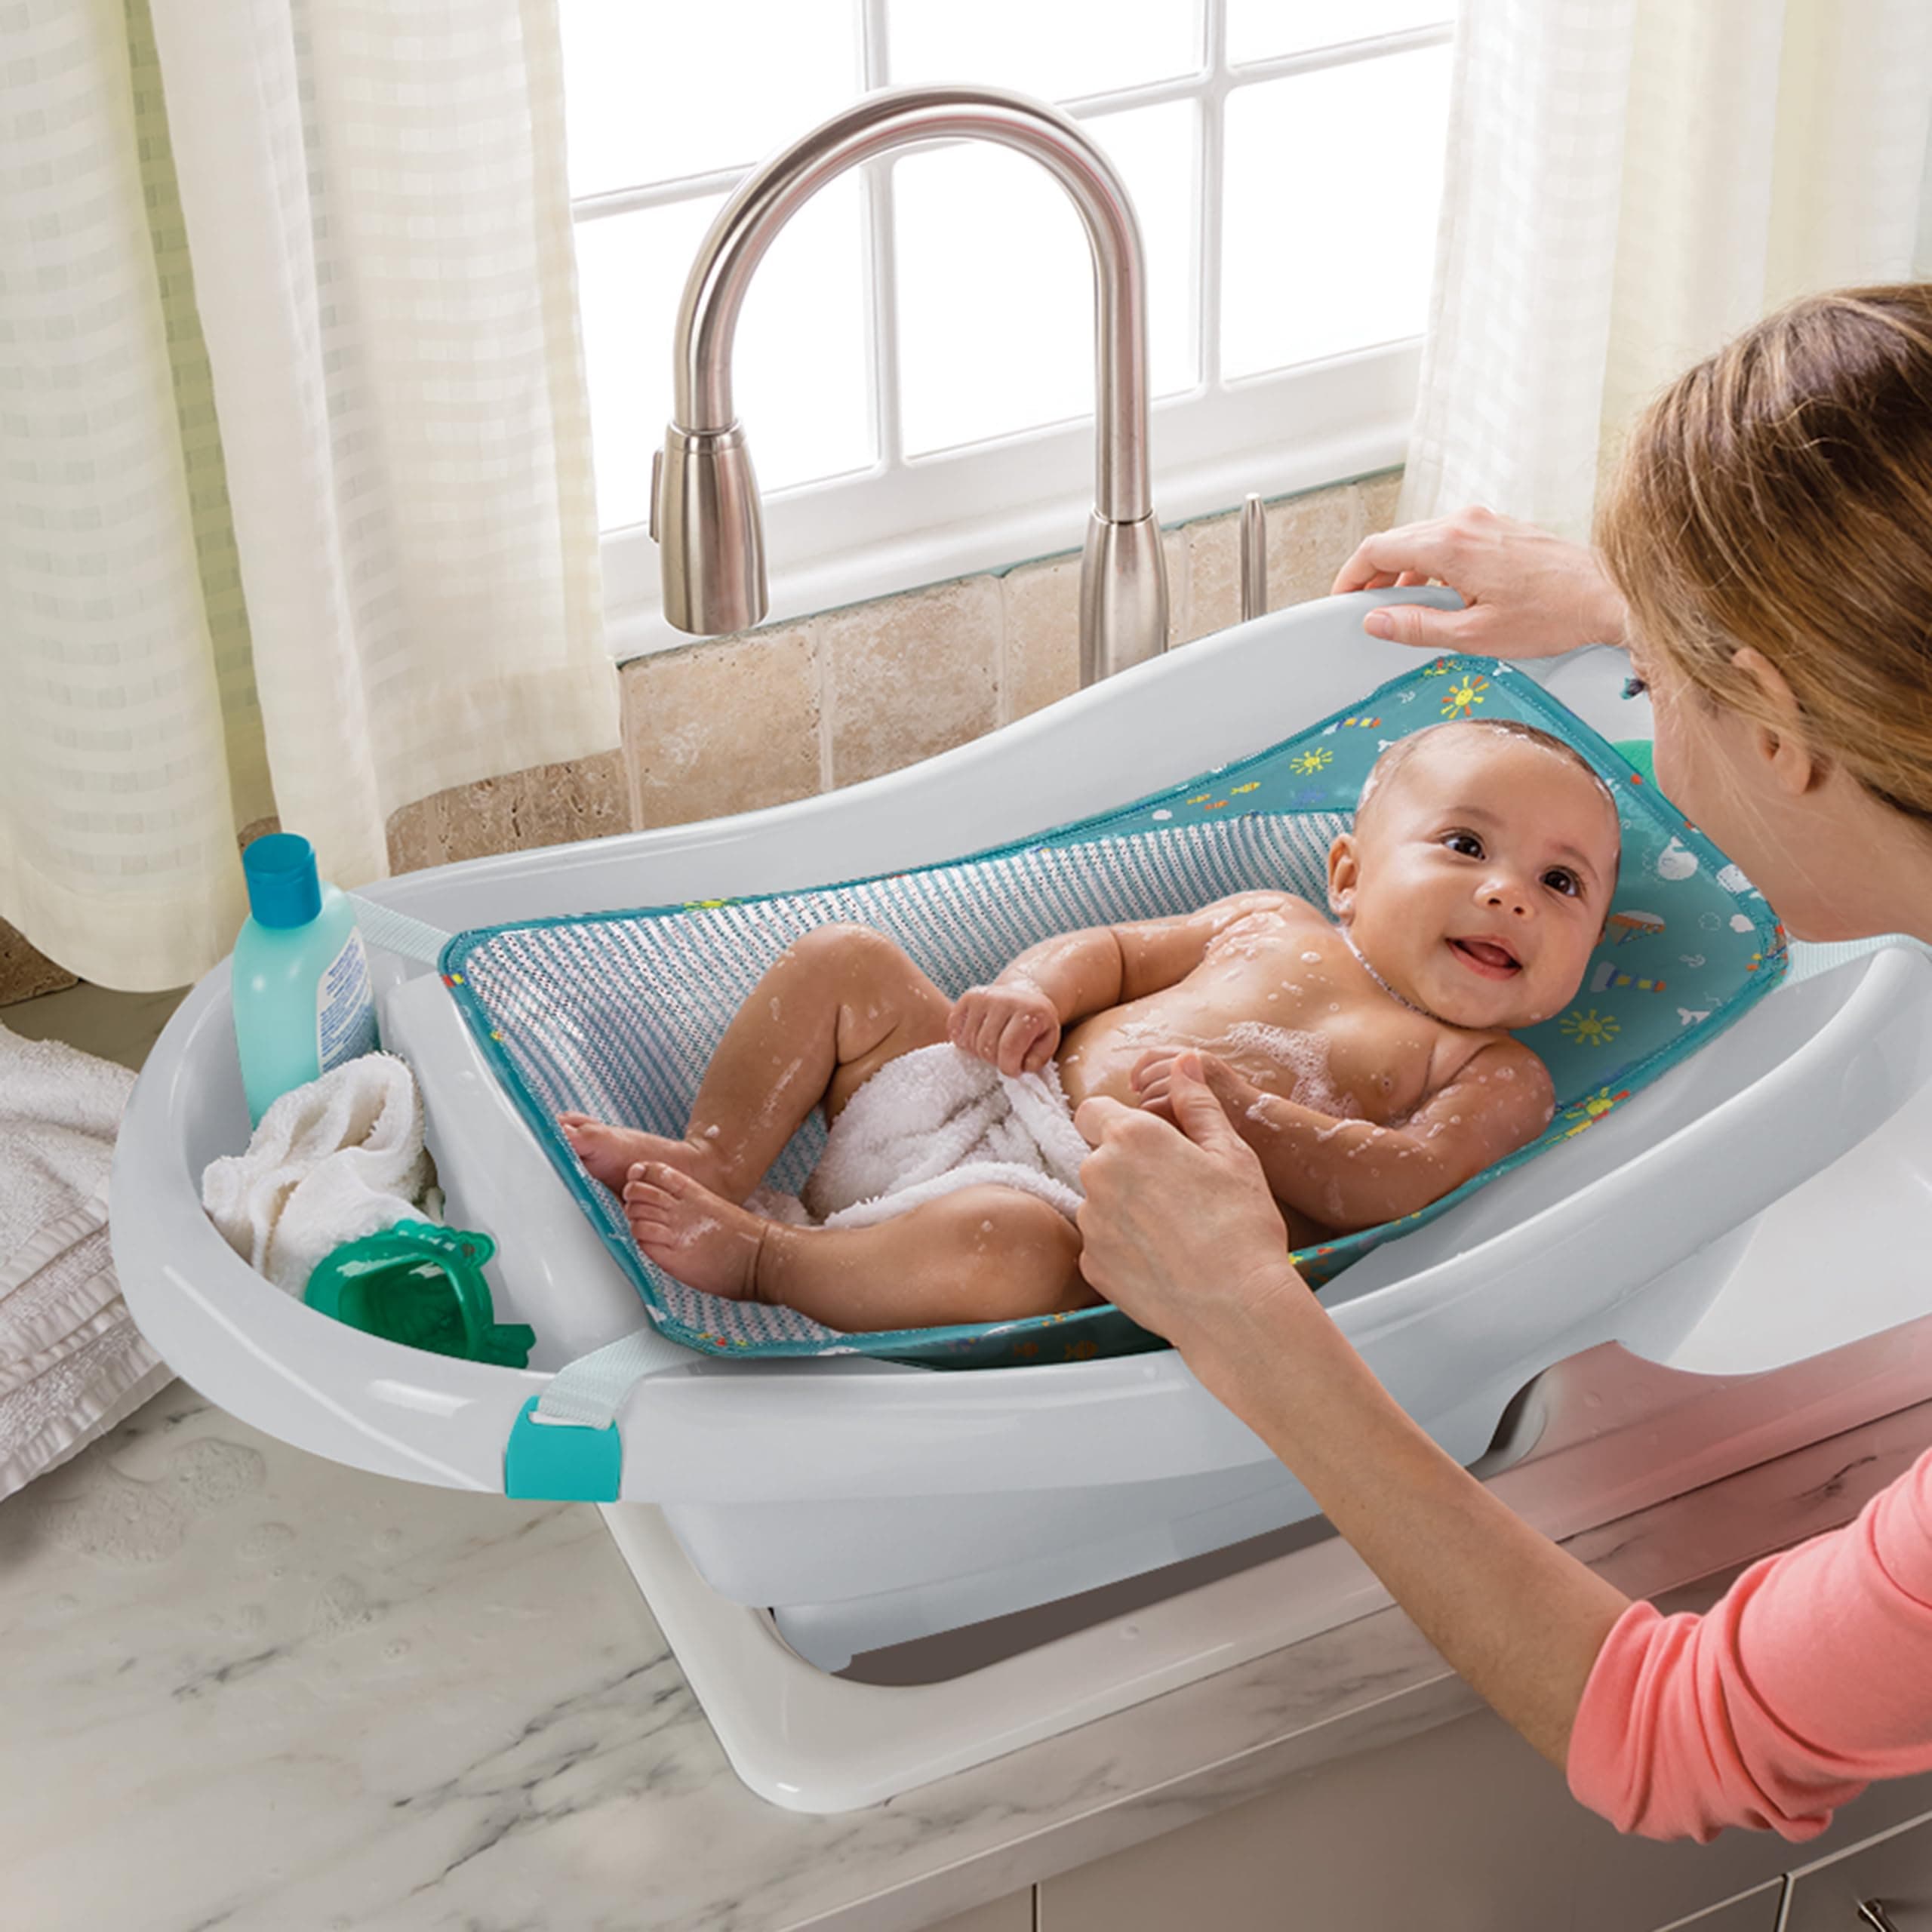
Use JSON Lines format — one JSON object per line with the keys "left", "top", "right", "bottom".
{"left": 1194, "top": 1266, "right": 1632, "bottom": 1766}
{"left": 1074, "top": 1055, "right": 1632, "bottom": 1767}
{"left": 1075, "top": 1054, "right": 1932, "bottom": 1839}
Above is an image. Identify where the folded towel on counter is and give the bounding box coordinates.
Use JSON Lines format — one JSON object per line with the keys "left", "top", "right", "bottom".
{"left": 200, "top": 1050, "right": 441, "bottom": 1297}
{"left": 0, "top": 1017, "right": 170, "bottom": 1500}
{"left": 746, "top": 1041, "right": 1089, "bottom": 1230}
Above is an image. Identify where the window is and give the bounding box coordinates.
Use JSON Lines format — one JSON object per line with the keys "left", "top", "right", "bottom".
{"left": 561, "top": 1, "right": 1456, "bottom": 660}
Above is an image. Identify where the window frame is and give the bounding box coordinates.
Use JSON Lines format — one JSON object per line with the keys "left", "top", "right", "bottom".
{"left": 574, "top": 5, "right": 1454, "bottom": 662}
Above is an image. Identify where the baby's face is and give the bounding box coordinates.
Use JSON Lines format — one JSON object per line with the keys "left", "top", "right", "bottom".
{"left": 1331, "top": 732, "right": 1621, "bottom": 1031}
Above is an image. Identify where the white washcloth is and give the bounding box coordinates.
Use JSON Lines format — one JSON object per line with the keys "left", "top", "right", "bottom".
{"left": 0, "top": 1017, "right": 169, "bottom": 1500}
{"left": 748, "top": 1042, "right": 1091, "bottom": 1230}
{"left": 200, "top": 1050, "right": 437, "bottom": 1297}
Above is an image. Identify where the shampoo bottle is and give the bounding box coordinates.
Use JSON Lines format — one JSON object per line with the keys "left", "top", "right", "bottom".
{"left": 233, "top": 833, "right": 380, "bottom": 1128}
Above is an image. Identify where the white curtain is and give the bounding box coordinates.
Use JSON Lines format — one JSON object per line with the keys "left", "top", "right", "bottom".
{"left": 1403, "top": 0, "right": 1932, "bottom": 540}
{"left": 1, "top": 0, "right": 619, "bottom": 992}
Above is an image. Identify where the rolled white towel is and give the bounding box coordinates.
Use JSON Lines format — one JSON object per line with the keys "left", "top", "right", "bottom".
{"left": 200, "top": 1051, "right": 437, "bottom": 1297}
{"left": 746, "top": 1042, "right": 1091, "bottom": 1231}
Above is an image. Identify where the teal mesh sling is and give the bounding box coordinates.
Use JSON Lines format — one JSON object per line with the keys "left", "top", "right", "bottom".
{"left": 440, "top": 656, "right": 1788, "bottom": 1370}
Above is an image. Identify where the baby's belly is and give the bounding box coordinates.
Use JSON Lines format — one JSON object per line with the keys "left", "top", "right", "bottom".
{"left": 1057, "top": 1010, "right": 1344, "bottom": 1260}
{"left": 1057, "top": 1008, "right": 1344, "bottom": 1115}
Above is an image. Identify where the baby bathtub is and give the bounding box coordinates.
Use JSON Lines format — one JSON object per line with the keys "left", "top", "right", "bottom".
{"left": 112, "top": 590, "right": 1932, "bottom": 1672}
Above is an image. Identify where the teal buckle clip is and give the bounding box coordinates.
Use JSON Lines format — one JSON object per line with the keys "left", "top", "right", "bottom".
{"left": 503, "top": 1395, "right": 623, "bottom": 1502}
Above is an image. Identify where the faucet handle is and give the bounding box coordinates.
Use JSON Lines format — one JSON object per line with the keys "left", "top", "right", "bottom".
{"left": 1240, "top": 493, "right": 1268, "bottom": 623}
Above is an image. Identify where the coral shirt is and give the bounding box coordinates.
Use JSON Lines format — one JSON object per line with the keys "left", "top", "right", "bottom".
{"left": 1567, "top": 1442, "right": 1932, "bottom": 1841}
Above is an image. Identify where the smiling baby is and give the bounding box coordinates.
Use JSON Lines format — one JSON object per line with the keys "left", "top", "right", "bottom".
{"left": 558, "top": 718, "right": 1622, "bottom": 1331}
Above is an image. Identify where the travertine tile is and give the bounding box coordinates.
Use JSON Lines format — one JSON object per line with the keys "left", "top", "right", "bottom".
{"left": 386, "top": 750, "right": 631, "bottom": 869}
{"left": 1182, "top": 512, "right": 1241, "bottom": 644}
{"left": 0, "top": 920, "right": 77, "bottom": 1008}
{"left": 384, "top": 797, "right": 445, "bottom": 875}
{"left": 620, "top": 629, "right": 820, "bottom": 830}
{"left": 1001, "top": 553, "right": 1081, "bottom": 724}
{"left": 1163, "top": 526, "right": 1189, "bottom": 651}
{"left": 823, "top": 577, "right": 1001, "bottom": 789}
{"left": 1265, "top": 481, "right": 1368, "bottom": 610}
{"left": 1355, "top": 466, "right": 1405, "bottom": 536}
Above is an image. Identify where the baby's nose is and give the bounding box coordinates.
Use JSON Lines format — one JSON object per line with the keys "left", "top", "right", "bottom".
{"left": 1480, "top": 878, "right": 1532, "bottom": 913}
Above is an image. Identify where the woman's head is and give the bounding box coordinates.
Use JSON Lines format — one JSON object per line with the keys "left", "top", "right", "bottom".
{"left": 1594, "top": 283, "right": 1932, "bottom": 941}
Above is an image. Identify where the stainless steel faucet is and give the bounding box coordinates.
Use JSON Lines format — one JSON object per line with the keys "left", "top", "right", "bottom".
{"left": 651, "top": 85, "right": 1169, "bottom": 685}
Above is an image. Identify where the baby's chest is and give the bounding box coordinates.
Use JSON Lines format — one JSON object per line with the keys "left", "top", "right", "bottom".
{"left": 1202, "top": 949, "right": 1441, "bottom": 1119}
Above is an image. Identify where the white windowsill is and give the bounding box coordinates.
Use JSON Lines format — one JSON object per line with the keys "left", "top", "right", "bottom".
{"left": 601, "top": 340, "right": 1418, "bottom": 664}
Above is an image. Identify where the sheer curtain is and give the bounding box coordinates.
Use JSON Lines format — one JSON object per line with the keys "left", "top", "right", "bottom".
{"left": 1, "top": 0, "right": 618, "bottom": 992}
{"left": 1402, "top": 0, "right": 1932, "bottom": 540}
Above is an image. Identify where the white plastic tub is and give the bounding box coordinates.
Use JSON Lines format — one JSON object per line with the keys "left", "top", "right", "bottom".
{"left": 112, "top": 592, "right": 1932, "bottom": 1669}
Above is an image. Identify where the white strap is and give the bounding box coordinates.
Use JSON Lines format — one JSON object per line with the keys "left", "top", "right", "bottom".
{"left": 1785, "top": 934, "right": 1930, "bottom": 984}
{"left": 531, "top": 1321, "right": 699, "bottom": 1427}
{"left": 346, "top": 891, "right": 457, "bottom": 967}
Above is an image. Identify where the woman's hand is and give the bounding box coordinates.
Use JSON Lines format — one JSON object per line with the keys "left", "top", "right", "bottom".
{"left": 1130, "top": 1046, "right": 1260, "bottom": 1126}
{"left": 1073, "top": 1051, "right": 1305, "bottom": 1374}
{"left": 949, "top": 980, "right": 1062, "bottom": 1075}
{"left": 1330, "top": 505, "right": 1630, "bottom": 660}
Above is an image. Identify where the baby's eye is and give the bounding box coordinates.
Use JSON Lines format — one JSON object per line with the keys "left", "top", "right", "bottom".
{"left": 1442, "top": 831, "right": 1484, "bottom": 858}
{"left": 1621, "top": 673, "right": 1649, "bottom": 700}
{"left": 1543, "top": 869, "right": 1581, "bottom": 897}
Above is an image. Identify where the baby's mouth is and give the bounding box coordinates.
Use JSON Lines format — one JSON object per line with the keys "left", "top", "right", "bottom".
{"left": 1447, "top": 936, "right": 1522, "bottom": 980}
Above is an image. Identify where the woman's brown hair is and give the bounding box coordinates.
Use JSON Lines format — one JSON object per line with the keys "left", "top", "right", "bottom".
{"left": 1593, "top": 283, "right": 1932, "bottom": 826}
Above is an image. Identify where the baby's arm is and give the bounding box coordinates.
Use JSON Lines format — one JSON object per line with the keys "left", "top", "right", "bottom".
{"left": 952, "top": 891, "right": 1299, "bottom": 1075}
{"left": 1148, "top": 1040, "right": 1556, "bottom": 1234}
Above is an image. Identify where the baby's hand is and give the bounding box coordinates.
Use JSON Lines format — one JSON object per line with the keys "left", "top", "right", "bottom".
{"left": 950, "top": 981, "right": 1062, "bottom": 1075}
{"left": 1132, "top": 1048, "right": 1258, "bottom": 1124}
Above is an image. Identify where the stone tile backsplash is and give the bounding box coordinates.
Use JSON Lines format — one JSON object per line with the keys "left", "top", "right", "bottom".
{"left": 0, "top": 470, "right": 1401, "bottom": 1002}
{"left": 617, "top": 466, "right": 1402, "bottom": 832}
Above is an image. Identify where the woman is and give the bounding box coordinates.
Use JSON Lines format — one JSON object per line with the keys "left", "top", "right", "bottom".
{"left": 1070, "top": 284, "right": 1932, "bottom": 1844}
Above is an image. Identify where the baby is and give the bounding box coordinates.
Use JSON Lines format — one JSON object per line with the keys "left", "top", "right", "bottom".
{"left": 558, "top": 718, "right": 1622, "bottom": 1332}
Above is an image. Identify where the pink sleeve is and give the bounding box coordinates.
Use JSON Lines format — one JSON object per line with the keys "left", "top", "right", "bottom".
{"left": 1566, "top": 1444, "right": 1932, "bottom": 1842}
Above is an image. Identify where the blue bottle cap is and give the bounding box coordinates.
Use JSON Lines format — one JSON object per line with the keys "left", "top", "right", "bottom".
{"left": 243, "top": 832, "right": 322, "bottom": 929}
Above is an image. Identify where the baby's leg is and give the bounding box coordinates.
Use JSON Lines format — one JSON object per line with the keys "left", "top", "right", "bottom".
{"left": 623, "top": 1164, "right": 1097, "bottom": 1331}
{"left": 561, "top": 924, "right": 955, "bottom": 1203}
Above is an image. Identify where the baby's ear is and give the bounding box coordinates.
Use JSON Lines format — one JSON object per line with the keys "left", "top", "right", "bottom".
{"left": 1327, "top": 831, "right": 1358, "bottom": 916}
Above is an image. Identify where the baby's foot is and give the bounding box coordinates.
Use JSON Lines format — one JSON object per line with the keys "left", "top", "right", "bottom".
{"left": 621, "top": 1161, "right": 768, "bottom": 1303}
{"left": 556, "top": 1112, "right": 728, "bottom": 1198}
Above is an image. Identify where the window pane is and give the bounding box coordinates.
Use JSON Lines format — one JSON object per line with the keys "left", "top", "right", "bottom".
{"left": 1227, "top": 0, "right": 1454, "bottom": 65}
{"left": 1220, "top": 47, "right": 1450, "bottom": 380}
{"left": 558, "top": 0, "right": 859, "bottom": 196}
{"left": 574, "top": 175, "right": 873, "bottom": 533}
{"left": 895, "top": 102, "right": 1198, "bottom": 458}
{"left": 887, "top": 0, "right": 1204, "bottom": 101}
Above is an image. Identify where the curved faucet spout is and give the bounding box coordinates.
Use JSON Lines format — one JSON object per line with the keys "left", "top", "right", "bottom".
{"left": 654, "top": 84, "right": 1169, "bottom": 682}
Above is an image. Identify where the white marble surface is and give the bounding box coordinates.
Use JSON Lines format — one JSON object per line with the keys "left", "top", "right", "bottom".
{"left": 5, "top": 1370, "right": 1930, "bottom": 1932}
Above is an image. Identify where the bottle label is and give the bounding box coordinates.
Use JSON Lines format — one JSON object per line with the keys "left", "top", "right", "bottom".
{"left": 317, "top": 928, "right": 379, "bottom": 1071}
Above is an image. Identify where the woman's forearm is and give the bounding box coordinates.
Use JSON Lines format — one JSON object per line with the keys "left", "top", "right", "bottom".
{"left": 1198, "top": 1267, "right": 1632, "bottom": 1768}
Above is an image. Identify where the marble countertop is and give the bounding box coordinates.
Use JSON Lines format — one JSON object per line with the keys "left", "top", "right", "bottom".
{"left": 5, "top": 1370, "right": 1930, "bottom": 1932}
